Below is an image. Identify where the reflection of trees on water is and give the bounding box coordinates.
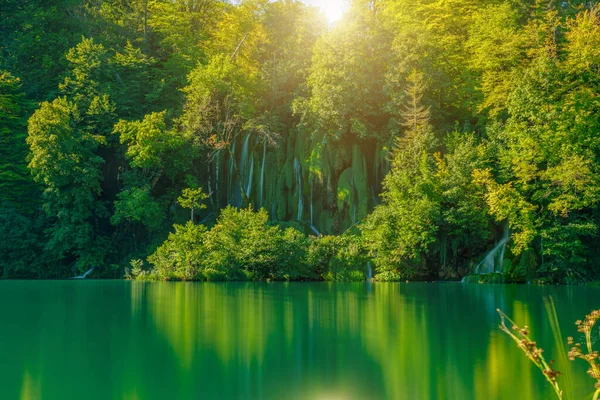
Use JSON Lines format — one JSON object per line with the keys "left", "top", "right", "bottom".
{"left": 0, "top": 282, "right": 594, "bottom": 399}
{"left": 138, "top": 282, "right": 594, "bottom": 399}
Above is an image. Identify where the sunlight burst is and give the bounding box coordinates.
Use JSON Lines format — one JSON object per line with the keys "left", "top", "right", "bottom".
{"left": 318, "top": 0, "right": 345, "bottom": 23}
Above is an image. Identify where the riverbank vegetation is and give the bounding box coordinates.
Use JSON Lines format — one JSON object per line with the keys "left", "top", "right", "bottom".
{"left": 1, "top": 0, "right": 600, "bottom": 282}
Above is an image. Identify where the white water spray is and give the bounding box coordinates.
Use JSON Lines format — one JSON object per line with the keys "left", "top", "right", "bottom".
{"left": 260, "top": 138, "right": 266, "bottom": 207}
{"left": 475, "top": 221, "right": 510, "bottom": 274}
{"left": 293, "top": 157, "right": 303, "bottom": 221}
{"left": 246, "top": 153, "right": 254, "bottom": 199}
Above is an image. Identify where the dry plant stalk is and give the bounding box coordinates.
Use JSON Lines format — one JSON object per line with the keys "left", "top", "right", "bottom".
{"left": 497, "top": 309, "right": 563, "bottom": 400}
{"left": 567, "top": 310, "right": 600, "bottom": 400}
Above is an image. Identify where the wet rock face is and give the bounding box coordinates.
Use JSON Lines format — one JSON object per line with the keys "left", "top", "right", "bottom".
{"left": 211, "top": 129, "right": 389, "bottom": 235}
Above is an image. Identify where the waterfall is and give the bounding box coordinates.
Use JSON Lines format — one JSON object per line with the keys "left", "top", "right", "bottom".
{"left": 240, "top": 133, "right": 251, "bottom": 185}
{"left": 228, "top": 139, "right": 236, "bottom": 204}
{"left": 215, "top": 150, "right": 220, "bottom": 205}
{"left": 308, "top": 178, "right": 322, "bottom": 236}
{"left": 293, "top": 157, "right": 303, "bottom": 221}
{"left": 229, "top": 133, "right": 251, "bottom": 207}
{"left": 259, "top": 138, "right": 266, "bottom": 208}
{"left": 72, "top": 266, "right": 95, "bottom": 279}
{"left": 371, "top": 185, "right": 379, "bottom": 206}
{"left": 366, "top": 261, "right": 373, "bottom": 280}
{"left": 475, "top": 221, "right": 510, "bottom": 274}
{"left": 309, "top": 178, "right": 314, "bottom": 226}
{"left": 350, "top": 171, "right": 357, "bottom": 225}
{"left": 246, "top": 153, "right": 254, "bottom": 199}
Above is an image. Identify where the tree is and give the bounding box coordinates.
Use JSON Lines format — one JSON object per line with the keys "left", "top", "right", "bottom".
{"left": 27, "top": 97, "right": 107, "bottom": 269}
{"left": 178, "top": 187, "right": 208, "bottom": 222}
{"left": 0, "top": 71, "right": 37, "bottom": 211}
{"left": 295, "top": 2, "right": 392, "bottom": 140}
{"left": 362, "top": 72, "right": 441, "bottom": 280}
{"left": 112, "top": 111, "right": 190, "bottom": 235}
{"left": 0, "top": 205, "right": 48, "bottom": 278}
{"left": 474, "top": 6, "right": 600, "bottom": 281}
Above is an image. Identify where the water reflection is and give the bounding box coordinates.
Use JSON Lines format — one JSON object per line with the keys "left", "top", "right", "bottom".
{"left": 0, "top": 281, "right": 597, "bottom": 399}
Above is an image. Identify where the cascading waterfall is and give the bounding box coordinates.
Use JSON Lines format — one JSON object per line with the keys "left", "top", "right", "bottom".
{"left": 350, "top": 172, "right": 357, "bottom": 225}
{"left": 371, "top": 186, "right": 379, "bottom": 206}
{"left": 259, "top": 138, "right": 266, "bottom": 208}
{"left": 228, "top": 133, "right": 251, "bottom": 207}
{"left": 293, "top": 157, "right": 303, "bottom": 221}
{"left": 240, "top": 134, "right": 250, "bottom": 185}
{"left": 366, "top": 261, "right": 373, "bottom": 280}
{"left": 475, "top": 221, "right": 510, "bottom": 274}
{"left": 246, "top": 153, "right": 254, "bottom": 199}
{"left": 215, "top": 150, "right": 220, "bottom": 204}
{"left": 214, "top": 133, "right": 385, "bottom": 235}
{"left": 228, "top": 139, "right": 236, "bottom": 204}
{"left": 308, "top": 178, "right": 321, "bottom": 236}
{"left": 309, "top": 178, "right": 313, "bottom": 226}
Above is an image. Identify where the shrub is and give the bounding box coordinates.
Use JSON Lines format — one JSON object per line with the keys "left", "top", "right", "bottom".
{"left": 147, "top": 221, "right": 207, "bottom": 280}
{"left": 307, "top": 234, "right": 368, "bottom": 281}
{"left": 147, "top": 206, "right": 318, "bottom": 281}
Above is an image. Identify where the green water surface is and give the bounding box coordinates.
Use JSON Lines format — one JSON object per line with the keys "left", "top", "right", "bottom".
{"left": 1, "top": 281, "right": 598, "bottom": 399}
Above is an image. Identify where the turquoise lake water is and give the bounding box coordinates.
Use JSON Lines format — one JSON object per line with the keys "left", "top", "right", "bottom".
{"left": 0, "top": 281, "right": 598, "bottom": 399}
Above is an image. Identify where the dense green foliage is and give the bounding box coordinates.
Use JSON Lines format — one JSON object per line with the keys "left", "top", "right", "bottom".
{"left": 142, "top": 206, "right": 365, "bottom": 281}
{"left": 1, "top": 0, "right": 600, "bottom": 282}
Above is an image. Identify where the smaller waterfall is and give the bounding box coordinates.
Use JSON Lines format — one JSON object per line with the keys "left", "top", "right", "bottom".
{"left": 475, "top": 222, "right": 510, "bottom": 274}
{"left": 366, "top": 262, "right": 373, "bottom": 280}
{"left": 371, "top": 185, "right": 379, "bottom": 206}
{"left": 228, "top": 139, "right": 236, "bottom": 204}
{"left": 240, "top": 134, "right": 250, "bottom": 173}
{"left": 309, "top": 179, "right": 314, "bottom": 227}
{"left": 293, "top": 157, "right": 303, "bottom": 221}
{"left": 72, "top": 266, "right": 95, "bottom": 279}
{"left": 350, "top": 171, "right": 357, "bottom": 225}
{"left": 214, "top": 150, "right": 220, "bottom": 204}
{"left": 240, "top": 134, "right": 251, "bottom": 185}
{"left": 259, "top": 139, "right": 266, "bottom": 207}
{"left": 246, "top": 154, "right": 254, "bottom": 199}
{"left": 309, "top": 179, "right": 321, "bottom": 236}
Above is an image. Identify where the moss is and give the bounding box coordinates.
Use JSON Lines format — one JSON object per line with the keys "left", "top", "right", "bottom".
{"left": 352, "top": 144, "right": 370, "bottom": 219}
{"left": 294, "top": 126, "right": 308, "bottom": 161}
{"left": 262, "top": 151, "right": 277, "bottom": 210}
{"left": 321, "top": 141, "right": 332, "bottom": 185}
{"left": 337, "top": 167, "right": 353, "bottom": 211}
{"left": 283, "top": 159, "right": 293, "bottom": 189}
{"left": 318, "top": 211, "right": 335, "bottom": 235}
{"left": 336, "top": 145, "right": 352, "bottom": 173}
{"left": 216, "top": 125, "right": 382, "bottom": 235}
{"left": 307, "top": 141, "right": 324, "bottom": 182}
{"left": 275, "top": 173, "right": 288, "bottom": 221}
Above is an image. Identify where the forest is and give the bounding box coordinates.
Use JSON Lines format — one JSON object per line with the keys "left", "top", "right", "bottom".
{"left": 1, "top": 0, "right": 600, "bottom": 283}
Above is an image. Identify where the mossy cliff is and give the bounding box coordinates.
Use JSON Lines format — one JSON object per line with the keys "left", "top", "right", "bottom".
{"left": 209, "top": 128, "right": 389, "bottom": 235}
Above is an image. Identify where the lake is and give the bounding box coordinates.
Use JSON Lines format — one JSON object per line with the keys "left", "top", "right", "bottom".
{"left": 0, "top": 281, "right": 598, "bottom": 399}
